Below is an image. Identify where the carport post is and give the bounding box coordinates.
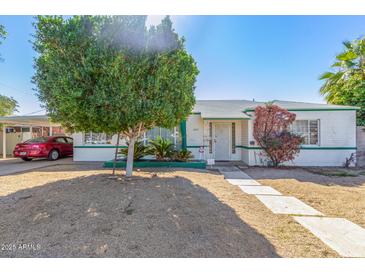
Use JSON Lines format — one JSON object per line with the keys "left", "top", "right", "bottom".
{"left": 49, "top": 126, "right": 52, "bottom": 136}
{"left": 2, "top": 124, "right": 6, "bottom": 159}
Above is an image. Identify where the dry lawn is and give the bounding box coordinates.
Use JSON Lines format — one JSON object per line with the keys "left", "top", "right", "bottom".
{"left": 0, "top": 164, "right": 338, "bottom": 257}
{"left": 244, "top": 167, "right": 365, "bottom": 228}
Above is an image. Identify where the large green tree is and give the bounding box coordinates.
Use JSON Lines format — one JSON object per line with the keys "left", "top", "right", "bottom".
{"left": 0, "top": 24, "right": 6, "bottom": 61}
{"left": 0, "top": 95, "right": 18, "bottom": 116}
{"left": 33, "top": 16, "right": 198, "bottom": 176}
{"left": 0, "top": 24, "right": 18, "bottom": 116}
{"left": 320, "top": 38, "right": 365, "bottom": 125}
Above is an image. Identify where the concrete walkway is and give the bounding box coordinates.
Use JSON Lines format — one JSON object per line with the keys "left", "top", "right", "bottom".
{"left": 0, "top": 157, "right": 73, "bottom": 176}
{"left": 217, "top": 166, "right": 365, "bottom": 257}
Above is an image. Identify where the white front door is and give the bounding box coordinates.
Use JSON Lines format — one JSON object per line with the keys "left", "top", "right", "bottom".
{"left": 214, "top": 123, "right": 230, "bottom": 160}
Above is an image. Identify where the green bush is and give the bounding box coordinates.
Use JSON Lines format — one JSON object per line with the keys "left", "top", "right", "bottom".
{"left": 148, "top": 136, "right": 174, "bottom": 161}
{"left": 119, "top": 140, "right": 149, "bottom": 160}
{"left": 171, "top": 149, "right": 193, "bottom": 162}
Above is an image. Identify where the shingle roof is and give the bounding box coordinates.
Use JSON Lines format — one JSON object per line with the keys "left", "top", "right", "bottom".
{"left": 0, "top": 115, "right": 59, "bottom": 126}
{"left": 193, "top": 99, "right": 359, "bottom": 119}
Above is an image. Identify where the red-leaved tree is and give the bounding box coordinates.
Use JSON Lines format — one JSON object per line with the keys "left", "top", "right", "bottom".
{"left": 253, "top": 103, "right": 303, "bottom": 167}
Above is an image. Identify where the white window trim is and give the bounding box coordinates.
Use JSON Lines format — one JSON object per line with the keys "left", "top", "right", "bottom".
{"left": 292, "top": 119, "right": 320, "bottom": 147}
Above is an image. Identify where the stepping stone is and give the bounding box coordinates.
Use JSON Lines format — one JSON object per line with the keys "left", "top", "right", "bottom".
{"left": 226, "top": 179, "right": 261, "bottom": 186}
{"left": 294, "top": 216, "right": 365, "bottom": 257}
{"left": 255, "top": 195, "right": 323, "bottom": 216}
{"left": 221, "top": 171, "right": 252, "bottom": 179}
{"left": 239, "top": 185, "right": 282, "bottom": 195}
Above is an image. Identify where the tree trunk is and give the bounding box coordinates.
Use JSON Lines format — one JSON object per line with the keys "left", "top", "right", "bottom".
{"left": 125, "top": 136, "right": 135, "bottom": 177}
{"left": 112, "top": 132, "right": 121, "bottom": 175}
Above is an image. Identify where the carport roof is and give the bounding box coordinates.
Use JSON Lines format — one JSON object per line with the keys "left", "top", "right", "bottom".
{"left": 0, "top": 115, "right": 60, "bottom": 127}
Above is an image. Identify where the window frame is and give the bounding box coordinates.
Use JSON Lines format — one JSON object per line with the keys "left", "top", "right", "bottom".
{"left": 83, "top": 132, "right": 113, "bottom": 145}
{"left": 291, "top": 119, "right": 320, "bottom": 146}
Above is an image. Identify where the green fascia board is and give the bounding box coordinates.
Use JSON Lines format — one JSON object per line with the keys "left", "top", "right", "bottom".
{"left": 202, "top": 117, "right": 250, "bottom": 120}
{"left": 235, "top": 145, "right": 356, "bottom": 150}
{"left": 74, "top": 145, "right": 127, "bottom": 148}
{"left": 103, "top": 160, "right": 206, "bottom": 169}
{"left": 244, "top": 108, "right": 359, "bottom": 112}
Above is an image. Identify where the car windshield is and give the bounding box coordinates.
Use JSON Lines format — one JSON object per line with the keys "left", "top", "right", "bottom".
{"left": 24, "top": 137, "right": 49, "bottom": 143}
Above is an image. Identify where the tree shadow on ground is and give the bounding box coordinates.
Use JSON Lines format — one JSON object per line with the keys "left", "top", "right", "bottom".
{"left": 243, "top": 166, "right": 365, "bottom": 187}
{"left": 0, "top": 172, "right": 279, "bottom": 258}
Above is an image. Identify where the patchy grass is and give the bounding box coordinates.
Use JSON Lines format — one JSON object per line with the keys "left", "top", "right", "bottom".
{"left": 245, "top": 167, "right": 365, "bottom": 229}
{"left": 0, "top": 164, "right": 337, "bottom": 257}
{"left": 306, "top": 168, "right": 358, "bottom": 177}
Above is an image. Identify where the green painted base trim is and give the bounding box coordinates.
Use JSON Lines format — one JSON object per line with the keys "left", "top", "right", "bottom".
{"left": 74, "top": 145, "right": 127, "bottom": 148}
{"left": 235, "top": 145, "right": 357, "bottom": 150}
{"left": 103, "top": 160, "right": 206, "bottom": 169}
{"left": 203, "top": 118, "right": 250, "bottom": 120}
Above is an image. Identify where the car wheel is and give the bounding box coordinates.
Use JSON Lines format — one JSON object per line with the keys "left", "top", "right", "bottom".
{"left": 21, "top": 157, "right": 32, "bottom": 161}
{"left": 48, "top": 149, "right": 59, "bottom": 161}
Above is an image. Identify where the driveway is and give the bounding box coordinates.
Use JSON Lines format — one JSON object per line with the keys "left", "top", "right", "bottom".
{"left": 0, "top": 157, "right": 73, "bottom": 176}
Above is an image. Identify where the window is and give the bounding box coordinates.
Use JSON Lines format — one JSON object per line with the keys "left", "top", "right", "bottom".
{"left": 55, "top": 137, "right": 67, "bottom": 143}
{"left": 66, "top": 137, "right": 73, "bottom": 144}
{"left": 208, "top": 122, "right": 213, "bottom": 154}
{"left": 291, "top": 120, "right": 319, "bottom": 145}
{"left": 84, "top": 132, "right": 113, "bottom": 145}
{"left": 144, "top": 127, "right": 180, "bottom": 148}
{"left": 232, "top": 123, "right": 236, "bottom": 154}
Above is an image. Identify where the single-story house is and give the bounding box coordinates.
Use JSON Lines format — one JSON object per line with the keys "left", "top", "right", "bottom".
{"left": 72, "top": 100, "right": 359, "bottom": 166}
{"left": 0, "top": 100, "right": 358, "bottom": 166}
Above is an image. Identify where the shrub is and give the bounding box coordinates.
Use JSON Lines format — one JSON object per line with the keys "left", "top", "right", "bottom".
{"left": 119, "top": 140, "right": 149, "bottom": 161}
{"left": 148, "top": 136, "right": 174, "bottom": 161}
{"left": 253, "top": 103, "right": 303, "bottom": 167}
{"left": 171, "top": 149, "right": 193, "bottom": 162}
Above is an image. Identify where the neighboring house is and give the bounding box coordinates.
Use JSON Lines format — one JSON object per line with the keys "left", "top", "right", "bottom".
{"left": 1, "top": 100, "right": 358, "bottom": 166}
{"left": 0, "top": 115, "right": 65, "bottom": 158}
{"left": 72, "top": 100, "right": 359, "bottom": 166}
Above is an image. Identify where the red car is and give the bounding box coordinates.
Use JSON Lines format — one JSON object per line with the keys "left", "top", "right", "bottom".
{"left": 13, "top": 136, "right": 73, "bottom": 161}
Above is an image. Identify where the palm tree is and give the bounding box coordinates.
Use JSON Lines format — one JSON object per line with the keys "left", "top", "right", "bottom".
{"left": 319, "top": 38, "right": 365, "bottom": 126}
{"left": 320, "top": 38, "right": 365, "bottom": 103}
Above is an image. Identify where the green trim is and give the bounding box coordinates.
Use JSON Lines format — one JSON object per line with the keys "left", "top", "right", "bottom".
{"left": 191, "top": 112, "right": 201, "bottom": 115}
{"left": 203, "top": 118, "right": 250, "bottom": 120}
{"left": 74, "top": 145, "right": 127, "bottom": 148}
{"left": 103, "top": 160, "right": 206, "bottom": 169}
{"left": 235, "top": 145, "right": 260, "bottom": 149}
{"left": 299, "top": 146, "right": 357, "bottom": 150}
{"left": 186, "top": 145, "right": 207, "bottom": 148}
{"left": 244, "top": 108, "right": 359, "bottom": 112}
{"left": 180, "top": 120, "right": 187, "bottom": 150}
{"left": 235, "top": 145, "right": 356, "bottom": 150}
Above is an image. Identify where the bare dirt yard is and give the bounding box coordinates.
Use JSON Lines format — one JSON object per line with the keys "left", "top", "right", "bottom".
{"left": 0, "top": 163, "right": 339, "bottom": 258}
{"left": 244, "top": 167, "right": 365, "bottom": 229}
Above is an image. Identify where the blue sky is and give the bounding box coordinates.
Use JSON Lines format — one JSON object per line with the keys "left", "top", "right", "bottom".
{"left": 1, "top": 16, "right": 365, "bottom": 115}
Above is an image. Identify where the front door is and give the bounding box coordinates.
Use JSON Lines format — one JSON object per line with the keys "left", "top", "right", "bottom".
{"left": 214, "top": 123, "right": 230, "bottom": 160}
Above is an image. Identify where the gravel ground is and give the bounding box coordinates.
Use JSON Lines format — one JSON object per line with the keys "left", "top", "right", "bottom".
{"left": 244, "top": 167, "right": 365, "bottom": 228}
{"left": 0, "top": 164, "right": 337, "bottom": 257}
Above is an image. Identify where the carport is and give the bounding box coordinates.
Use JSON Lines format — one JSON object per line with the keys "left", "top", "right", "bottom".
{"left": 0, "top": 115, "right": 62, "bottom": 159}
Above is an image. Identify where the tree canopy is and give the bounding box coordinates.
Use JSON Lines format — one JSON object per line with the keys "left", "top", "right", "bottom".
{"left": 0, "top": 24, "right": 18, "bottom": 117}
{"left": 32, "top": 16, "right": 198, "bottom": 176}
{"left": 253, "top": 104, "right": 302, "bottom": 167}
{"left": 320, "top": 38, "right": 365, "bottom": 125}
{"left": 0, "top": 24, "right": 6, "bottom": 61}
{"left": 0, "top": 94, "right": 18, "bottom": 116}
